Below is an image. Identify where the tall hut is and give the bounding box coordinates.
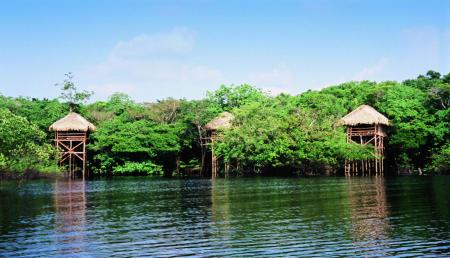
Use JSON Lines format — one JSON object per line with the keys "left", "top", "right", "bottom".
{"left": 340, "top": 105, "right": 389, "bottom": 175}
{"left": 202, "top": 112, "right": 234, "bottom": 177}
{"left": 49, "top": 112, "right": 96, "bottom": 179}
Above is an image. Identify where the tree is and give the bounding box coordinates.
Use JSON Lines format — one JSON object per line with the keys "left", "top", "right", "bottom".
{"left": 215, "top": 95, "right": 370, "bottom": 174}
{"left": 0, "top": 108, "right": 56, "bottom": 172}
{"left": 145, "top": 98, "right": 181, "bottom": 124}
{"left": 178, "top": 99, "right": 222, "bottom": 172}
{"left": 55, "top": 73, "right": 93, "bottom": 111}
{"left": 207, "top": 84, "right": 268, "bottom": 111}
{"left": 1, "top": 71, "right": 448, "bottom": 175}
{"left": 89, "top": 118, "right": 185, "bottom": 175}
{"left": 426, "top": 70, "right": 441, "bottom": 80}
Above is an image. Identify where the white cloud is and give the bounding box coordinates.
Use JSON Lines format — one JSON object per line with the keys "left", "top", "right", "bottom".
{"left": 247, "top": 64, "right": 296, "bottom": 95}
{"left": 353, "top": 58, "right": 390, "bottom": 81}
{"left": 79, "top": 27, "right": 223, "bottom": 101}
{"left": 78, "top": 26, "right": 450, "bottom": 102}
{"left": 79, "top": 28, "right": 302, "bottom": 100}
{"left": 350, "top": 27, "right": 450, "bottom": 84}
{"left": 88, "top": 82, "right": 137, "bottom": 96}
{"left": 110, "top": 28, "right": 195, "bottom": 60}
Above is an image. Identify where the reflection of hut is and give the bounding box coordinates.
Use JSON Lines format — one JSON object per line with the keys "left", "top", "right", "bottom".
{"left": 211, "top": 179, "right": 232, "bottom": 240}
{"left": 347, "top": 177, "right": 391, "bottom": 253}
{"left": 49, "top": 112, "right": 96, "bottom": 179}
{"left": 341, "top": 105, "right": 389, "bottom": 175}
{"left": 202, "top": 112, "right": 234, "bottom": 177}
{"left": 54, "top": 180, "right": 87, "bottom": 254}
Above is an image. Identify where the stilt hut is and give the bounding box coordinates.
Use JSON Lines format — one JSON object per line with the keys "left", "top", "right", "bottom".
{"left": 341, "top": 105, "right": 389, "bottom": 175}
{"left": 49, "top": 112, "right": 96, "bottom": 179}
{"left": 202, "top": 112, "right": 234, "bottom": 177}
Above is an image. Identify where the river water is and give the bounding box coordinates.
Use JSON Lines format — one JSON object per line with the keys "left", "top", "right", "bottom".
{"left": 0, "top": 176, "right": 449, "bottom": 257}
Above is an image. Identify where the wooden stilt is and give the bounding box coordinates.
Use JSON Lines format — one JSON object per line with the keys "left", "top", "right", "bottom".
{"left": 211, "top": 137, "right": 217, "bottom": 178}
{"left": 50, "top": 113, "right": 95, "bottom": 180}
{"left": 69, "top": 139, "right": 72, "bottom": 178}
{"left": 344, "top": 123, "right": 387, "bottom": 175}
{"left": 364, "top": 160, "right": 367, "bottom": 176}
{"left": 344, "top": 160, "right": 349, "bottom": 176}
{"left": 224, "top": 162, "right": 230, "bottom": 177}
{"left": 82, "top": 140, "right": 86, "bottom": 180}
{"left": 375, "top": 135, "right": 378, "bottom": 174}
{"left": 54, "top": 131, "right": 90, "bottom": 179}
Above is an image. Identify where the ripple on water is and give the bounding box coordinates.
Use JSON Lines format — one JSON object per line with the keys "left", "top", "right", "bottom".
{"left": 0, "top": 176, "right": 449, "bottom": 257}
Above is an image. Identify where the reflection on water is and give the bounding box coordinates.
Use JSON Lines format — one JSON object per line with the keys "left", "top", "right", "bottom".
{"left": 1, "top": 176, "right": 449, "bottom": 257}
{"left": 347, "top": 177, "right": 391, "bottom": 256}
{"left": 348, "top": 177, "right": 391, "bottom": 241}
{"left": 54, "top": 180, "right": 87, "bottom": 255}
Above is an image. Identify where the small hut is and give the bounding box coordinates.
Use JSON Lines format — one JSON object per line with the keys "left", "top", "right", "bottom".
{"left": 49, "top": 112, "right": 96, "bottom": 179}
{"left": 340, "top": 105, "right": 389, "bottom": 175}
{"left": 202, "top": 112, "right": 234, "bottom": 177}
{"left": 204, "top": 112, "right": 234, "bottom": 132}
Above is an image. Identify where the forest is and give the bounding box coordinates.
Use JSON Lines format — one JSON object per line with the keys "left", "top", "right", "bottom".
{"left": 0, "top": 71, "right": 449, "bottom": 177}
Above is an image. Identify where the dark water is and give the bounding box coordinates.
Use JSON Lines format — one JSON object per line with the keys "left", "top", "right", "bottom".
{"left": 1, "top": 176, "right": 449, "bottom": 257}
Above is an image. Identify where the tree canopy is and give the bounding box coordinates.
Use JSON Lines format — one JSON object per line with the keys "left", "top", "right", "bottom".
{"left": 0, "top": 70, "right": 448, "bottom": 175}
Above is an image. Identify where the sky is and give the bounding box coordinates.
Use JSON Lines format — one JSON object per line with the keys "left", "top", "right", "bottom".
{"left": 0, "top": 0, "right": 449, "bottom": 101}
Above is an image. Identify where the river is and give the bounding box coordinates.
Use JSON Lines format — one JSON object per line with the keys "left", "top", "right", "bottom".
{"left": 1, "top": 176, "right": 449, "bottom": 257}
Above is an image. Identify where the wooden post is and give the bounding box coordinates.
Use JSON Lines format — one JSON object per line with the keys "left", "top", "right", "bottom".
{"left": 365, "top": 160, "right": 368, "bottom": 175}
{"left": 224, "top": 162, "right": 230, "bottom": 177}
{"left": 211, "top": 136, "right": 217, "bottom": 178}
{"left": 54, "top": 131, "right": 89, "bottom": 179}
{"left": 82, "top": 136, "right": 86, "bottom": 180}
{"left": 345, "top": 127, "right": 350, "bottom": 176}
{"left": 345, "top": 124, "right": 386, "bottom": 175}
{"left": 69, "top": 140, "right": 73, "bottom": 178}
{"left": 374, "top": 135, "right": 378, "bottom": 174}
{"left": 344, "top": 160, "right": 348, "bottom": 176}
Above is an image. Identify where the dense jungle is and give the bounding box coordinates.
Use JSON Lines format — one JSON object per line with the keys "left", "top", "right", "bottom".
{"left": 0, "top": 70, "right": 449, "bottom": 177}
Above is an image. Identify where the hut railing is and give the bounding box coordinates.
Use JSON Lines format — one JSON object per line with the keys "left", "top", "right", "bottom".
{"left": 348, "top": 126, "right": 374, "bottom": 135}
{"left": 55, "top": 132, "right": 87, "bottom": 141}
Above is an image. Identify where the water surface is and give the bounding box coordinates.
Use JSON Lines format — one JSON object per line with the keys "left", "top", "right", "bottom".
{"left": 1, "top": 176, "right": 449, "bottom": 257}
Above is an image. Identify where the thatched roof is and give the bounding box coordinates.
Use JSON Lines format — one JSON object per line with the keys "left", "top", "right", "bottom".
{"left": 49, "top": 112, "right": 96, "bottom": 132}
{"left": 204, "top": 112, "right": 234, "bottom": 131}
{"left": 341, "top": 105, "right": 389, "bottom": 126}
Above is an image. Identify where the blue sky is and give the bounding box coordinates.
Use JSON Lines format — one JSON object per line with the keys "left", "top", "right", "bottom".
{"left": 0, "top": 0, "right": 449, "bottom": 101}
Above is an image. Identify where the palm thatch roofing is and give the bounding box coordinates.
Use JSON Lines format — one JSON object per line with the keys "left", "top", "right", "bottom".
{"left": 204, "top": 112, "right": 234, "bottom": 131}
{"left": 49, "top": 112, "right": 96, "bottom": 132}
{"left": 340, "top": 105, "right": 389, "bottom": 126}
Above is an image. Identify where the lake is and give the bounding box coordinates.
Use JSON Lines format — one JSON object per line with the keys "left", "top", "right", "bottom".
{"left": 1, "top": 176, "right": 449, "bottom": 257}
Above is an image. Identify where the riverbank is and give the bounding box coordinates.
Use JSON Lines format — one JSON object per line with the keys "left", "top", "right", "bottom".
{"left": 1, "top": 72, "right": 449, "bottom": 179}
{"left": 0, "top": 170, "right": 63, "bottom": 181}
{"left": 2, "top": 168, "right": 447, "bottom": 181}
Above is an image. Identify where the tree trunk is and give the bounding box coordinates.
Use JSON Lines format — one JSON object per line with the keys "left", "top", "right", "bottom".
{"left": 197, "top": 125, "right": 207, "bottom": 175}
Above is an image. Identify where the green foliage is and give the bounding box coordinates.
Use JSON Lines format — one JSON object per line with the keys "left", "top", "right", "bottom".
{"left": 215, "top": 94, "right": 371, "bottom": 173}
{"left": 145, "top": 98, "right": 181, "bottom": 124}
{"left": 179, "top": 159, "right": 200, "bottom": 169}
{"left": 0, "top": 108, "right": 57, "bottom": 172}
{"left": 55, "top": 72, "right": 93, "bottom": 111}
{"left": 114, "top": 161, "right": 163, "bottom": 175}
{"left": 0, "top": 154, "right": 7, "bottom": 170}
{"left": 427, "top": 143, "right": 450, "bottom": 173}
{"left": 379, "top": 84, "right": 429, "bottom": 149}
{"left": 89, "top": 117, "right": 185, "bottom": 174}
{"left": 0, "top": 71, "right": 448, "bottom": 175}
{"left": 0, "top": 95, "right": 67, "bottom": 134}
{"left": 207, "top": 84, "right": 268, "bottom": 111}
